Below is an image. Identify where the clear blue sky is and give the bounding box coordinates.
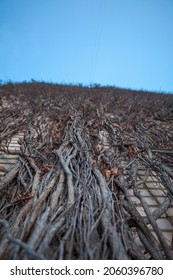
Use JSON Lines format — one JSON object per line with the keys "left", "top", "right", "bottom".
{"left": 0, "top": 0, "right": 173, "bottom": 92}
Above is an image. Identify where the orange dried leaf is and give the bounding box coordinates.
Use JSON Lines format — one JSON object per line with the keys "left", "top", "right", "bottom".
{"left": 111, "top": 167, "right": 118, "bottom": 175}
{"left": 97, "top": 143, "right": 103, "bottom": 151}
{"left": 41, "top": 163, "right": 52, "bottom": 174}
{"left": 128, "top": 145, "right": 133, "bottom": 154}
{"left": 99, "top": 163, "right": 105, "bottom": 173}
{"left": 105, "top": 169, "right": 111, "bottom": 181}
{"left": 99, "top": 164, "right": 111, "bottom": 180}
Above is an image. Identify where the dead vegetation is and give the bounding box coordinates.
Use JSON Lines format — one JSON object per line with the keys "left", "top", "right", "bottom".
{"left": 0, "top": 82, "right": 173, "bottom": 259}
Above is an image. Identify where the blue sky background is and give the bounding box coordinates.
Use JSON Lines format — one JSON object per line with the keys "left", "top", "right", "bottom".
{"left": 0, "top": 0, "right": 173, "bottom": 92}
